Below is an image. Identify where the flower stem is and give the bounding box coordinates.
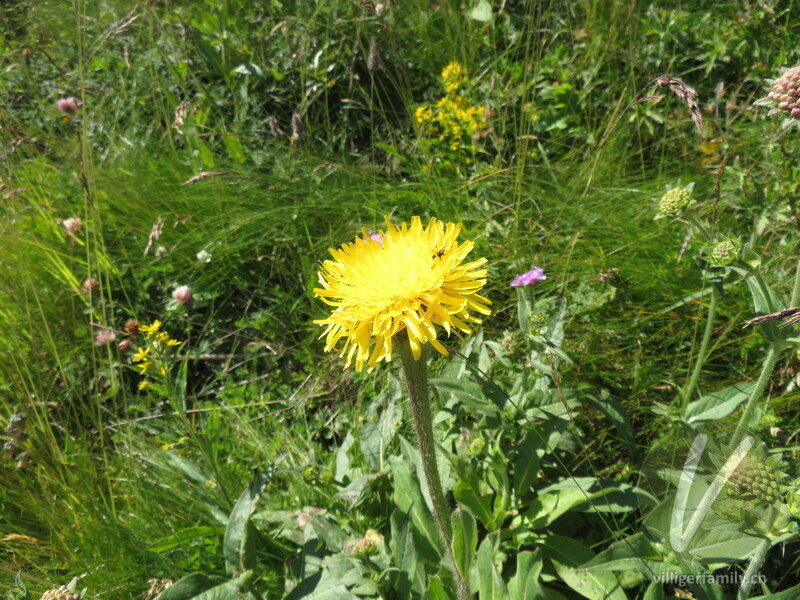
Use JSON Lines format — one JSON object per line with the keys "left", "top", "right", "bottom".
{"left": 737, "top": 538, "right": 769, "bottom": 600}
{"left": 730, "top": 344, "right": 782, "bottom": 449}
{"left": 681, "top": 285, "right": 719, "bottom": 408}
{"left": 397, "top": 334, "right": 469, "bottom": 600}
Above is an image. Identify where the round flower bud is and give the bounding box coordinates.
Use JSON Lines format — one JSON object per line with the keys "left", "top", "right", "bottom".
{"left": 709, "top": 239, "right": 740, "bottom": 266}
{"left": 124, "top": 319, "right": 142, "bottom": 337}
{"left": 352, "top": 529, "right": 383, "bottom": 556}
{"left": 468, "top": 436, "right": 486, "bottom": 456}
{"left": 657, "top": 186, "right": 692, "bottom": 216}
{"left": 118, "top": 339, "right": 133, "bottom": 352}
{"left": 172, "top": 285, "right": 193, "bottom": 307}
{"left": 57, "top": 97, "right": 78, "bottom": 114}
{"left": 62, "top": 217, "right": 82, "bottom": 237}
{"left": 81, "top": 277, "right": 99, "bottom": 294}
{"left": 95, "top": 329, "right": 116, "bottom": 346}
{"left": 769, "top": 66, "right": 800, "bottom": 117}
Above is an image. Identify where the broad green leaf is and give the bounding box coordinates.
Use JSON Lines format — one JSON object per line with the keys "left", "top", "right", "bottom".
{"left": 222, "top": 135, "right": 245, "bottom": 164}
{"left": 733, "top": 269, "right": 786, "bottom": 343}
{"left": 477, "top": 533, "right": 509, "bottom": 600}
{"left": 507, "top": 550, "right": 546, "bottom": 600}
{"left": 360, "top": 395, "right": 402, "bottom": 469}
{"left": 223, "top": 466, "right": 275, "bottom": 574}
{"left": 752, "top": 583, "right": 800, "bottom": 600}
{"left": 452, "top": 509, "right": 477, "bottom": 584}
{"left": 433, "top": 378, "right": 500, "bottom": 419}
{"left": 451, "top": 457, "right": 495, "bottom": 529}
{"left": 197, "top": 139, "right": 216, "bottom": 169}
{"left": 643, "top": 582, "right": 664, "bottom": 600}
{"left": 542, "top": 536, "right": 626, "bottom": 600}
{"left": 283, "top": 570, "right": 355, "bottom": 600}
{"left": 335, "top": 432, "right": 355, "bottom": 483}
{"left": 156, "top": 572, "right": 248, "bottom": 600}
{"left": 389, "top": 512, "right": 419, "bottom": 600}
{"left": 580, "top": 533, "right": 674, "bottom": 579}
{"left": 584, "top": 390, "right": 635, "bottom": 455}
{"left": 513, "top": 420, "right": 564, "bottom": 497}
{"left": 231, "top": 63, "right": 263, "bottom": 77}
{"left": 422, "top": 576, "right": 449, "bottom": 600}
{"left": 389, "top": 455, "right": 440, "bottom": 554}
{"left": 683, "top": 382, "right": 755, "bottom": 425}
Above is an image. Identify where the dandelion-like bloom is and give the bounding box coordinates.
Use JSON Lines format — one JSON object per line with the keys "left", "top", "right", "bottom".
{"left": 510, "top": 267, "right": 546, "bottom": 287}
{"left": 314, "top": 216, "right": 491, "bottom": 372}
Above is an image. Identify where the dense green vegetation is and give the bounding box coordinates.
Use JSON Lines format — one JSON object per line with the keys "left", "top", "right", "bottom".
{"left": 2, "top": 1, "right": 800, "bottom": 599}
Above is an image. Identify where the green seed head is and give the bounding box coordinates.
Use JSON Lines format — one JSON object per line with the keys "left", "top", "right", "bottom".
{"left": 726, "top": 452, "right": 785, "bottom": 506}
{"left": 709, "top": 239, "right": 740, "bottom": 266}
{"left": 658, "top": 186, "right": 692, "bottom": 216}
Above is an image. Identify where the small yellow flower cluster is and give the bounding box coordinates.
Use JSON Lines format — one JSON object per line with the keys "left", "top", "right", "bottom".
{"left": 441, "top": 61, "right": 467, "bottom": 94}
{"left": 415, "top": 62, "right": 487, "bottom": 160}
{"left": 132, "top": 320, "right": 182, "bottom": 390}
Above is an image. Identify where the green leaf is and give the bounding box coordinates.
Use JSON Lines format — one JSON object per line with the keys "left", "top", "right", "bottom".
{"left": 149, "top": 526, "right": 224, "bottom": 552}
{"left": 584, "top": 390, "right": 635, "bottom": 455}
{"left": 389, "top": 512, "right": 419, "bottom": 600}
{"left": 231, "top": 63, "right": 263, "bottom": 77}
{"left": 389, "top": 455, "right": 440, "bottom": 554}
{"left": 733, "top": 269, "right": 786, "bottom": 343}
{"left": 433, "top": 378, "right": 500, "bottom": 419}
{"left": 197, "top": 139, "right": 216, "bottom": 169}
{"left": 467, "top": 0, "right": 493, "bottom": 22}
{"left": 223, "top": 466, "right": 275, "bottom": 574}
{"left": 542, "top": 536, "right": 627, "bottom": 600}
{"left": 642, "top": 582, "right": 664, "bottom": 600}
{"left": 513, "top": 420, "right": 564, "bottom": 497}
{"left": 752, "top": 583, "right": 800, "bottom": 600}
{"left": 222, "top": 135, "right": 245, "bottom": 164}
{"left": 360, "top": 394, "right": 402, "bottom": 469}
{"left": 683, "top": 382, "right": 755, "bottom": 425}
{"left": 507, "top": 550, "right": 546, "bottom": 600}
{"left": 579, "top": 533, "right": 674, "bottom": 579}
{"left": 452, "top": 508, "right": 477, "bottom": 583}
{"left": 155, "top": 573, "right": 246, "bottom": 600}
{"left": 477, "top": 533, "right": 509, "bottom": 600}
{"left": 452, "top": 457, "right": 496, "bottom": 529}
{"left": 374, "top": 143, "right": 410, "bottom": 164}
{"left": 422, "top": 576, "right": 449, "bottom": 600}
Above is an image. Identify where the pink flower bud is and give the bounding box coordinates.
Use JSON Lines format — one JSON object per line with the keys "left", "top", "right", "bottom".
{"left": 62, "top": 217, "right": 82, "bottom": 236}
{"left": 172, "top": 285, "right": 194, "bottom": 307}
{"left": 95, "top": 329, "right": 117, "bottom": 345}
{"left": 57, "top": 97, "right": 78, "bottom": 113}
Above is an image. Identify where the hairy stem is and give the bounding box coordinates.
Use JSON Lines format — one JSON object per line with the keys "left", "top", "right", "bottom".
{"left": 682, "top": 285, "right": 719, "bottom": 408}
{"left": 398, "top": 334, "right": 469, "bottom": 600}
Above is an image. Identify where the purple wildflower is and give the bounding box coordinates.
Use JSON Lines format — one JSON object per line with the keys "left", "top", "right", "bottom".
{"left": 511, "top": 267, "right": 546, "bottom": 287}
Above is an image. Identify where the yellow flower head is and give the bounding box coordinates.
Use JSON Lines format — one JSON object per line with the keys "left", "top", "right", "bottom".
{"left": 442, "top": 61, "right": 467, "bottom": 95}
{"left": 140, "top": 320, "right": 162, "bottom": 335}
{"left": 314, "top": 216, "right": 491, "bottom": 372}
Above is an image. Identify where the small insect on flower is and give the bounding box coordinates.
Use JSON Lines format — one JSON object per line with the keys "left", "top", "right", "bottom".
{"left": 433, "top": 249, "right": 446, "bottom": 259}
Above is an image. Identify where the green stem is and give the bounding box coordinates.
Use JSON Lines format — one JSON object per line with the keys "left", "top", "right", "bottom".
{"left": 685, "top": 212, "right": 713, "bottom": 243}
{"left": 397, "top": 334, "right": 470, "bottom": 600}
{"left": 681, "top": 285, "right": 719, "bottom": 408}
{"left": 737, "top": 538, "right": 769, "bottom": 600}
{"left": 731, "top": 345, "right": 781, "bottom": 449}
